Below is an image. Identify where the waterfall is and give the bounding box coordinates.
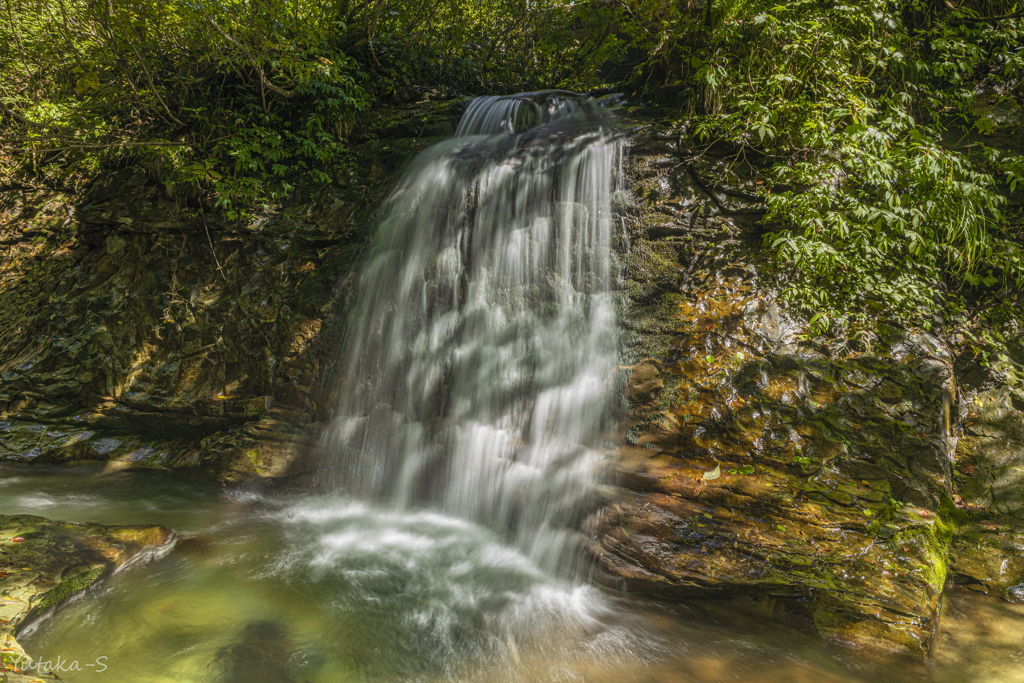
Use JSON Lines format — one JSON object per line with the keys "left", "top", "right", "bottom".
{"left": 321, "top": 92, "right": 624, "bottom": 576}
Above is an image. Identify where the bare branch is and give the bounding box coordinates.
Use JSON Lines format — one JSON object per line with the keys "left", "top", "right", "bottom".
{"left": 0, "top": 100, "right": 45, "bottom": 129}
{"left": 206, "top": 16, "right": 297, "bottom": 100}
{"left": 0, "top": 140, "right": 189, "bottom": 154}
{"left": 107, "top": 3, "right": 184, "bottom": 126}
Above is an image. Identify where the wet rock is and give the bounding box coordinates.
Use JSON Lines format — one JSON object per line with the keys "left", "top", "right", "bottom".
{"left": 948, "top": 515, "right": 1024, "bottom": 601}
{"left": 0, "top": 513, "right": 169, "bottom": 676}
{"left": 956, "top": 386, "right": 1024, "bottom": 519}
{"left": 624, "top": 360, "right": 664, "bottom": 402}
{"left": 592, "top": 120, "right": 1018, "bottom": 657}
{"left": 0, "top": 105, "right": 462, "bottom": 482}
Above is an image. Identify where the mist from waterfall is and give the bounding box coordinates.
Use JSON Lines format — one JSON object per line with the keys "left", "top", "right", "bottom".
{"left": 320, "top": 91, "right": 624, "bottom": 576}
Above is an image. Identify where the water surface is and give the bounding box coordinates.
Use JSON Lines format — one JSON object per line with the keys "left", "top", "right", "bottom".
{"left": 7, "top": 464, "right": 1021, "bottom": 683}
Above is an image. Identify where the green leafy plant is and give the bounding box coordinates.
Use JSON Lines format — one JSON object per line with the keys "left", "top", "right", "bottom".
{"left": 624, "top": 0, "right": 1024, "bottom": 331}
{"left": 0, "top": 0, "right": 621, "bottom": 212}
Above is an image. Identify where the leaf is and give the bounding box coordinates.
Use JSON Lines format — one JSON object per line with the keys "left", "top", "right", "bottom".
{"left": 702, "top": 464, "right": 721, "bottom": 481}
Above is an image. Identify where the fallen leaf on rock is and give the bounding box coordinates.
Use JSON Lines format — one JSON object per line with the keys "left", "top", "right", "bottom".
{"left": 702, "top": 464, "right": 721, "bottom": 481}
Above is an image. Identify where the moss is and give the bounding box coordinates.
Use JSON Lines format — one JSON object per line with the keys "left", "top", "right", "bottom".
{"left": 624, "top": 419, "right": 652, "bottom": 446}
{"left": 655, "top": 374, "right": 689, "bottom": 412}
{"left": 888, "top": 503, "right": 957, "bottom": 592}
{"left": 32, "top": 566, "right": 105, "bottom": 614}
{"left": 1, "top": 650, "right": 26, "bottom": 669}
{"left": 937, "top": 494, "right": 973, "bottom": 529}
{"left": 246, "top": 448, "right": 265, "bottom": 474}
{"left": 866, "top": 495, "right": 902, "bottom": 535}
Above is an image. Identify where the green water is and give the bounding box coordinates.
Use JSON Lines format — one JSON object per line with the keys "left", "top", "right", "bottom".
{"left": 3, "top": 463, "right": 1022, "bottom": 683}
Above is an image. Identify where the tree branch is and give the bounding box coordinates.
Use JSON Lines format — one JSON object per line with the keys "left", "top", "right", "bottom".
{"left": 949, "top": 8, "right": 1024, "bottom": 25}
{"left": 0, "top": 140, "right": 189, "bottom": 154}
{"left": 206, "top": 16, "right": 297, "bottom": 100}
{"left": 107, "top": 4, "right": 184, "bottom": 126}
{"left": 0, "top": 100, "right": 45, "bottom": 129}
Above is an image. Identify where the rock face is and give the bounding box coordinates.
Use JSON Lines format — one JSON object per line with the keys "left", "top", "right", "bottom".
{"left": 584, "top": 111, "right": 1024, "bottom": 656}
{"left": 957, "top": 386, "right": 1024, "bottom": 519}
{"left": 0, "top": 101, "right": 462, "bottom": 482}
{"left": 0, "top": 514, "right": 169, "bottom": 679}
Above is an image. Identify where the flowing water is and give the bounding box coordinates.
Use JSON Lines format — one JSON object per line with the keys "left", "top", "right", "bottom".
{"left": 7, "top": 95, "right": 1024, "bottom": 682}
{"left": 320, "top": 92, "right": 622, "bottom": 576}
{"left": 7, "top": 464, "right": 1023, "bottom": 682}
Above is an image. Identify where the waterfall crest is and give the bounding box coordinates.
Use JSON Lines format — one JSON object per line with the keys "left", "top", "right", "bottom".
{"left": 321, "top": 92, "right": 624, "bottom": 574}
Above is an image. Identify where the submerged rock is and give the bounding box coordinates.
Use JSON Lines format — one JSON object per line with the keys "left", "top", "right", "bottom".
{"left": 0, "top": 513, "right": 169, "bottom": 678}
{"left": 211, "top": 620, "right": 301, "bottom": 683}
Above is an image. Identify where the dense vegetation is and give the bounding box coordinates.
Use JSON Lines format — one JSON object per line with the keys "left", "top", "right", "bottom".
{"left": 0, "top": 0, "right": 619, "bottom": 212}
{"left": 1, "top": 0, "right": 1022, "bottom": 342}
{"left": 630, "top": 0, "right": 1024, "bottom": 336}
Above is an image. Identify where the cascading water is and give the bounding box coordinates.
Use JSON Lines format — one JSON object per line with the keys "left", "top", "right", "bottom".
{"left": 320, "top": 91, "right": 625, "bottom": 575}
{"left": 17, "top": 94, "right": 667, "bottom": 683}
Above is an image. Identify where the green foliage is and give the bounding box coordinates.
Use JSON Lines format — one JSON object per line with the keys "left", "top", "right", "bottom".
{"left": 0, "top": 0, "right": 620, "bottom": 212}
{"left": 1, "top": 0, "right": 374, "bottom": 212}
{"left": 3, "top": 0, "right": 1021, "bottom": 334}
{"left": 626, "top": 0, "right": 1024, "bottom": 331}
{"left": 359, "top": 0, "right": 621, "bottom": 95}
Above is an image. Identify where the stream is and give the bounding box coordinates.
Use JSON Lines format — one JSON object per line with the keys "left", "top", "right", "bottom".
{"left": 8, "top": 462, "right": 1022, "bottom": 683}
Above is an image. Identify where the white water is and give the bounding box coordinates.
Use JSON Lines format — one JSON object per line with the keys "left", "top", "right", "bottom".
{"left": 320, "top": 92, "right": 624, "bottom": 575}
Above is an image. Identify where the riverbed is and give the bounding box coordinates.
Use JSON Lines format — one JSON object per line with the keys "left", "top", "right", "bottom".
{"left": 4, "top": 463, "right": 1021, "bottom": 683}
